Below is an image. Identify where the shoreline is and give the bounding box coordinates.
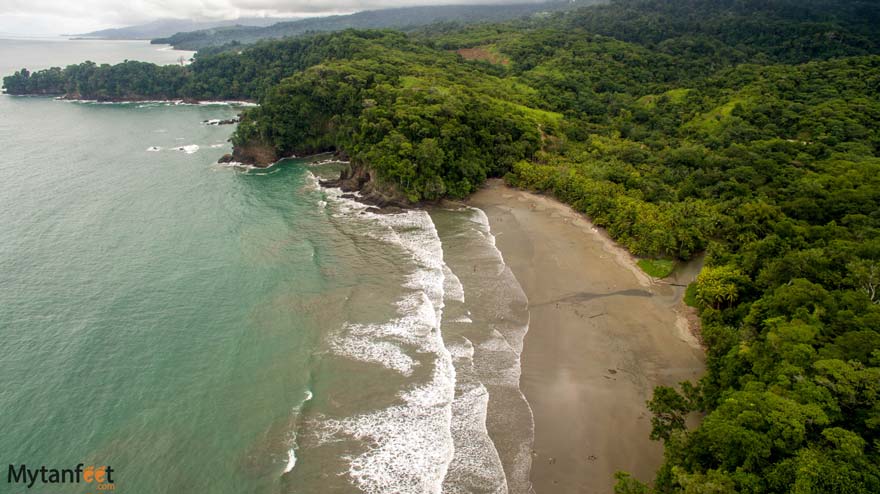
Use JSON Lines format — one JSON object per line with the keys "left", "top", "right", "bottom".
{"left": 57, "top": 97, "right": 258, "bottom": 105}
{"left": 0, "top": 93, "right": 258, "bottom": 106}
{"left": 468, "top": 179, "right": 705, "bottom": 493}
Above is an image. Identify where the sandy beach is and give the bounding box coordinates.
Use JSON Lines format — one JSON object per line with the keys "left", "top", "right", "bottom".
{"left": 468, "top": 180, "right": 705, "bottom": 493}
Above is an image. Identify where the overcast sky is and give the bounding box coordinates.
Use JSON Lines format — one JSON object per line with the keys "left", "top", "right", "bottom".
{"left": 0, "top": 0, "right": 540, "bottom": 36}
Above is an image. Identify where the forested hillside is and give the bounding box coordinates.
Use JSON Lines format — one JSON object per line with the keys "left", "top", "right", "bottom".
{"left": 553, "top": 0, "right": 880, "bottom": 64}
{"left": 74, "top": 17, "right": 296, "bottom": 40}
{"left": 150, "top": 1, "right": 598, "bottom": 50}
{"left": 4, "top": 0, "right": 880, "bottom": 491}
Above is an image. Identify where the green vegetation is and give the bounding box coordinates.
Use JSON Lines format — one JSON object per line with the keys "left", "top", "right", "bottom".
{"left": 228, "top": 32, "right": 549, "bottom": 200}
{"left": 638, "top": 259, "right": 675, "bottom": 278}
{"left": 558, "top": 0, "right": 880, "bottom": 65}
{"left": 683, "top": 283, "right": 699, "bottom": 308}
{"left": 2, "top": 32, "right": 401, "bottom": 101}
{"left": 150, "top": 1, "right": 600, "bottom": 50}
{"left": 4, "top": 0, "right": 880, "bottom": 491}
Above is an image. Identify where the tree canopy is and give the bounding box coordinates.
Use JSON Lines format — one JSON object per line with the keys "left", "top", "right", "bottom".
{"left": 4, "top": 0, "right": 880, "bottom": 491}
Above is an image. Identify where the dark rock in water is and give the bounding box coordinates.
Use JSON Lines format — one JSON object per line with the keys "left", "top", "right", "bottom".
{"left": 319, "top": 161, "right": 411, "bottom": 210}
{"left": 319, "top": 162, "right": 371, "bottom": 192}
{"left": 229, "top": 140, "right": 278, "bottom": 167}
{"left": 203, "top": 117, "right": 241, "bottom": 126}
{"left": 217, "top": 153, "right": 235, "bottom": 163}
{"left": 370, "top": 205, "right": 406, "bottom": 215}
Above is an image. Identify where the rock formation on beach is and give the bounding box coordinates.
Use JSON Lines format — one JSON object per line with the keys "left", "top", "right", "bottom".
{"left": 318, "top": 160, "right": 409, "bottom": 209}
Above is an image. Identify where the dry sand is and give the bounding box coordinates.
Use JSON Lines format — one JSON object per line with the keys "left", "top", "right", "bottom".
{"left": 468, "top": 180, "right": 705, "bottom": 494}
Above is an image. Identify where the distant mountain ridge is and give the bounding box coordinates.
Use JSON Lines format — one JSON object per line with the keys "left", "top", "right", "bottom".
{"left": 151, "top": 1, "right": 603, "bottom": 50}
{"left": 75, "top": 17, "right": 301, "bottom": 40}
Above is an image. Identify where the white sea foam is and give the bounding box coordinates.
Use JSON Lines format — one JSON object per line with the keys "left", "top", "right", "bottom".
{"left": 306, "top": 158, "right": 349, "bottom": 167}
{"left": 459, "top": 207, "right": 534, "bottom": 492}
{"left": 214, "top": 161, "right": 244, "bottom": 169}
{"left": 59, "top": 97, "right": 254, "bottom": 106}
{"left": 172, "top": 144, "right": 199, "bottom": 154}
{"left": 446, "top": 339, "right": 474, "bottom": 360}
{"left": 443, "top": 265, "right": 465, "bottom": 303}
{"left": 197, "top": 100, "right": 258, "bottom": 107}
{"left": 330, "top": 335, "right": 418, "bottom": 375}
{"left": 310, "top": 184, "right": 536, "bottom": 493}
{"left": 283, "top": 449, "right": 297, "bottom": 473}
{"left": 59, "top": 98, "right": 168, "bottom": 105}
{"left": 302, "top": 172, "right": 321, "bottom": 191}
{"left": 282, "top": 389, "right": 315, "bottom": 475}
{"left": 443, "top": 381, "right": 508, "bottom": 494}
{"left": 441, "top": 262, "right": 511, "bottom": 493}
{"left": 322, "top": 186, "right": 368, "bottom": 216}
{"left": 318, "top": 360, "right": 456, "bottom": 494}
{"left": 317, "top": 187, "right": 457, "bottom": 494}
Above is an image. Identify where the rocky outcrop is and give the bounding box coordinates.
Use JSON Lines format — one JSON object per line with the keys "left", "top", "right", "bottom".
{"left": 225, "top": 140, "right": 280, "bottom": 167}
{"left": 319, "top": 160, "right": 410, "bottom": 209}
{"left": 203, "top": 117, "right": 240, "bottom": 125}
{"left": 223, "top": 141, "right": 408, "bottom": 207}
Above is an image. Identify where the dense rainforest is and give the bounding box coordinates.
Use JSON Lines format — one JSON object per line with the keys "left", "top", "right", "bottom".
{"left": 4, "top": 0, "right": 880, "bottom": 492}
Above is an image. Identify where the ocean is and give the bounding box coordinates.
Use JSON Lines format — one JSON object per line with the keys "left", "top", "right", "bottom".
{"left": 0, "top": 39, "right": 534, "bottom": 493}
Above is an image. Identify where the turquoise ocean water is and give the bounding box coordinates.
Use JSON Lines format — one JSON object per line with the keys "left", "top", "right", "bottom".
{"left": 0, "top": 39, "right": 533, "bottom": 493}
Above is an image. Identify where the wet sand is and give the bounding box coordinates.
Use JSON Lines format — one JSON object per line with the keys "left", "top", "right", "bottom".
{"left": 468, "top": 180, "right": 705, "bottom": 493}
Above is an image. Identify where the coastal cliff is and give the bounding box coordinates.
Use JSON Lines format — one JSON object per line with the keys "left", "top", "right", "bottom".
{"left": 319, "top": 159, "right": 411, "bottom": 208}
{"left": 219, "top": 140, "right": 279, "bottom": 167}
{"left": 222, "top": 136, "right": 411, "bottom": 207}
